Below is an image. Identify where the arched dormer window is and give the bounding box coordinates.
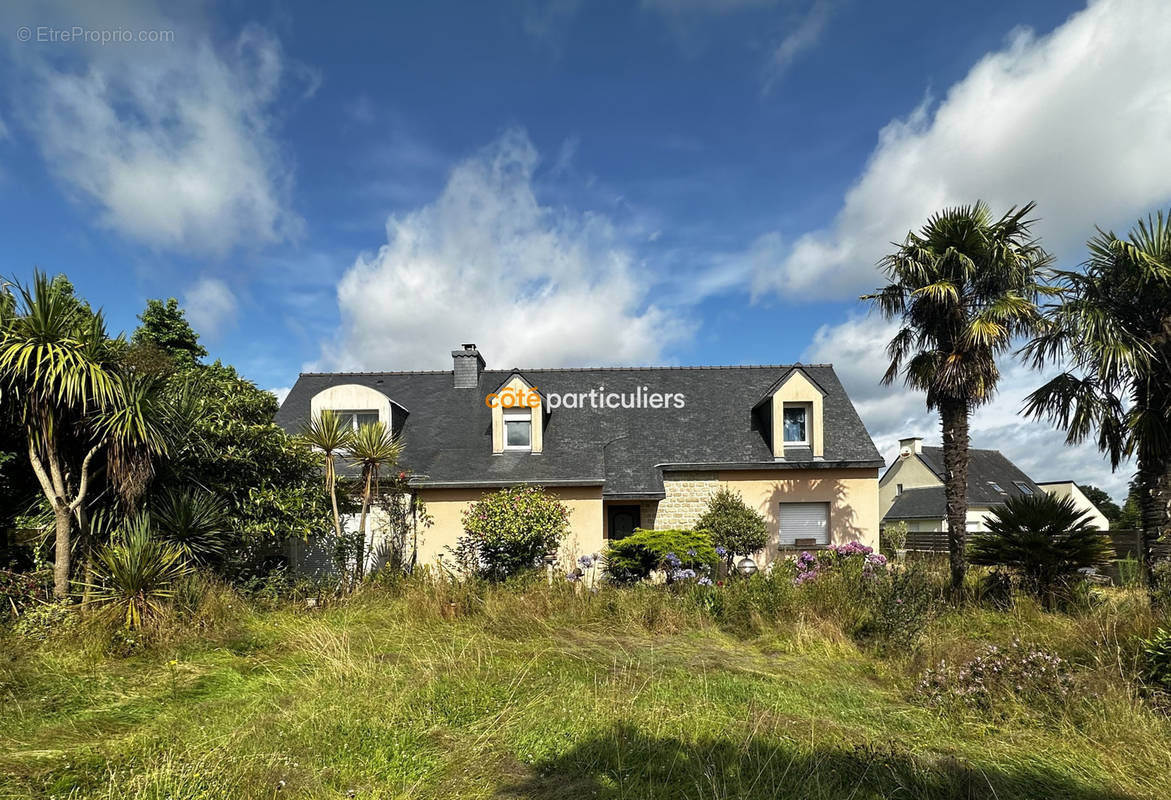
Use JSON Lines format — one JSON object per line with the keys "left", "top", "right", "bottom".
{"left": 310, "top": 383, "right": 405, "bottom": 433}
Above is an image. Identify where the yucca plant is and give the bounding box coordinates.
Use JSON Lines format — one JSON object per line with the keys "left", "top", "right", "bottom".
{"left": 152, "top": 489, "right": 229, "bottom": 565}
{"left": 969, "top": 493, "right": 1111, "bottom": 609}
{"left": 87, "top": 514, "right": 192, "bottom": 629}
{"left": 346, "top": 421, "right": 403, "bottom": 580}
{"left": 301, "top": 410, "right": 353, "bottom": 546}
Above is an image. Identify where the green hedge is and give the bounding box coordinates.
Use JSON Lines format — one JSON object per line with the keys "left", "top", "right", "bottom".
{"left": 603, "top": 528, "right": 717, "bottom": 584}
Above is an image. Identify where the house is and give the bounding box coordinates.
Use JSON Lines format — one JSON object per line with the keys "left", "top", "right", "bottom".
{"left": 880, "top": 436, "right": 1109, "bottom": 534}
{"left": 275, "top": 344, "right": 884, "bottom": 569}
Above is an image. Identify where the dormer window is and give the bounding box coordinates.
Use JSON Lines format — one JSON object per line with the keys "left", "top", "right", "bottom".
{"left": 503, "top": 409, "right": 532, "bottom": 451}
{"left": 337, "top": 410, "right": 380, "bottom": 430}
{"left": 783, "top": 405, "right": 809, "bottom": 445}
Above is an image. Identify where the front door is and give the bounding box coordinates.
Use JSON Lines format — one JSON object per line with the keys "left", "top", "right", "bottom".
{"left": 607, "top": 504, "right": 641, "bottom": 540}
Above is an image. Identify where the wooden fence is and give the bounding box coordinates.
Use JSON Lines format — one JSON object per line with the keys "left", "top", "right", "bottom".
{"left": 900, "top": 528, "right": 1170, "bottom": 562}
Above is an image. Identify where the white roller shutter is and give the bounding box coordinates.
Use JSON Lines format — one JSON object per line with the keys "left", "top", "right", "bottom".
{"left": 779, "top": 502, "right": 829, "bottom": 546}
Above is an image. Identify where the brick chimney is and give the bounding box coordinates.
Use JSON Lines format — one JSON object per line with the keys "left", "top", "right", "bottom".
{"left": 452, "top": 343, "right": 485, "bottom": 389}
{"left": 898, "top": 436, "right": 923, "bottom": 456}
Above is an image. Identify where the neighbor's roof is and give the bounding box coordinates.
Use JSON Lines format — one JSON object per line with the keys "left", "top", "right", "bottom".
{"left": 884, "top": 447, "right": 1046, "bottom": 521}
{"left": 276, "top": 363, "right": 883, "bottom": 497}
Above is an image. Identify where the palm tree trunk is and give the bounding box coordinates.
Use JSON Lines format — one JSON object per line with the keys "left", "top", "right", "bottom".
{"left": 1137, "top": 454, "right": 1171, "bottom": 595}
{"left": 940, "top": 397, "right": 970, "bottom": 600}
{"left": 52, "top": 504, "right": 72, "bottom": 600}
{"left": 356, "top": 470, "right": 373, "bottom": 582}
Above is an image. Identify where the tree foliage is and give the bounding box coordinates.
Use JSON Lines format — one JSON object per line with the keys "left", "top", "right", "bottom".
{"left": 970, "top": 493, "right": 1111, "bottom": 609}
{"left": 694, "top": 488, "right": 767, "bottom": 562}
{"left": 865, "top": 201, "right": 1053, "bottom": 597}
{"left": 132, "top": 298, "right": 207, "bottom": 367}
{"left": 1078, "top": 484, "right": 1122, "bottom": 524}
{"left": 455, "top": 486, "right": 571, "bottom": 580}
{"left": 1024, "top": 210, "right": 1171, "bottom": 583}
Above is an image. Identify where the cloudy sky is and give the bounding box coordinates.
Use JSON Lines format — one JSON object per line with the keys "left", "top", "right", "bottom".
{"left": 2, "top": 0, "right": 1169, "bottom": 502}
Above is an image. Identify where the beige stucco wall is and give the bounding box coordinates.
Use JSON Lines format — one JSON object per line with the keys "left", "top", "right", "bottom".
{"left": 415, "top": 485, "right": 604, "bottom": 568}
{"left": 717, "top": 468, "right": 879, "bottom": 562}
{"left": 878, "top": 454, "right": 941, "bottom": 517}
{"left": 1039, "top": 482, "right": 1110, "bottom": 530}
{"left": 770, "top": 371, "right": 824, "bottom": 458}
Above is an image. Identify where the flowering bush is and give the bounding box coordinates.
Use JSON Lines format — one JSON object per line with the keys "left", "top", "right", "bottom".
{"left": 914, "top": 640, "right": 1073, "bottom": 710}
{"left": 603, "top": 529, "right": 717, "bottom": 584}
{"left": 792, "top": 542, "right": 887, "bottom": 585}
{"left": 858, "top": 566, "right": 937, "bottom": 653}
{"left": 454, "top": 486, "right": 571, "bottom": 581}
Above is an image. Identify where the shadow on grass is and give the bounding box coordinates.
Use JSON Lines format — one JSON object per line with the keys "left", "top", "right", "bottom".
{"left": 497, "top": 723, "right": 1136, "bottom": 800}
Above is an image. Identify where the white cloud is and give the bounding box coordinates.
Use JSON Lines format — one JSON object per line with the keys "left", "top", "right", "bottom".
{"left": 319, "top": 128, "right": 690, "bottom": 371}
{"left": 805, "top": 313, "right": 1132, "bottom": 502}
{"left": 10, "top": 14, "right": 306, "bottom": 254}
{"left": 761, "top": 0, "right": 831, "bottom": 93}
{"left": 757, "top": 0, "right": 1171, "bottom": 299}
{"left": 269, "top": 386, "right": 292, "bottom": 406}
{"left": 184, "top": 277, "right": 239, "bottom": 339}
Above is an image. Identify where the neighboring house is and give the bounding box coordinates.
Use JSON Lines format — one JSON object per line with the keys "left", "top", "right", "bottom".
{"left": 880, "top": 436, "right": 1109, "bottom": 533}
{"left": 275, "top": 344, "right": 884, "bottom": 569}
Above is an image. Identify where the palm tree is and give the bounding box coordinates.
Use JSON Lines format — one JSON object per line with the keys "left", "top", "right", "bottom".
{"left": 864, "top": 202, "right": 1053, "bottom": 597}
{"left": 1023, "top": 210, "right": 1171, "bottom": 589}
{"left": 346, "top": 420, "right": 403, "bottom": 580}
{"left": 970, "top": 493, "right": 1111, "bottom": 609}
{"left": 0, "top": 272, "right": 169, "bottom": 599}
{"left": 0, "top": 272, "right": 119, "bottom": 598}
{"left": 301, "top": 410, "right": 353, "bottom": 548}
{"left": 152, "top": 488, "right": 229, "bottom": 565}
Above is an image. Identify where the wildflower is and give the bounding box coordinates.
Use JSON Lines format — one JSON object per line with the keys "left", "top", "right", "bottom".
{"left": 578, "top": 554, "right": 594, "bottom": 568}
{"left": 715, "top": 546, "right": 727, "bottom": 557}
{"left": 687, "top": 548, "right": 697, "bottom": 557}
{"left": 697, "top": 576, "right": 712, "bottom": 586}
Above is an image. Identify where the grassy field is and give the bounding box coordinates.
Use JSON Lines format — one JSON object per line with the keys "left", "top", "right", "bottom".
{"left": 2, "top": 574, "right": 1170, "bottom": 800}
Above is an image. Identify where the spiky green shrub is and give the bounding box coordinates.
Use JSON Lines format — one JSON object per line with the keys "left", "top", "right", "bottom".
{"left": 152, "top": 489, "right": 229, "bottom": 564}
{"left": 969, "top": 493, "right": 1111, "bottom": 609}
{"left": 88, "top": 515, "right": 192, "bottom": 629}
{"left": 694, "top": 488, "right": 768, "bottom": 564}
{"left": 603, "top": 529, "right": 717, "bottom": 584}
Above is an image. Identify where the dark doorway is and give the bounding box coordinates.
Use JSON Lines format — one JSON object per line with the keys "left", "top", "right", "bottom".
{"left": 607, "top": 504, "right": 641, "bottom": 540}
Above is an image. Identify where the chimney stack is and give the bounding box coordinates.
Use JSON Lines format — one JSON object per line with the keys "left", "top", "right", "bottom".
{"left": 898, "top": 436, "right": 923, "bottom": 455}
{"left": 452, "top": 343, "right": 485, "bottom": 389}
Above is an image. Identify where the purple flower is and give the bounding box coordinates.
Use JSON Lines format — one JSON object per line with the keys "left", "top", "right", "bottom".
{"left": 687, "top": 548, "right": 697, "bottom": 557}
{"left": 697, "top": 576, "right": 712, "bottom": 586}
{"left": 715, "top": 546, "right": 727, "bottom": 557}
{"left": 578, "top": 555, "right": 594, "bottom": 568}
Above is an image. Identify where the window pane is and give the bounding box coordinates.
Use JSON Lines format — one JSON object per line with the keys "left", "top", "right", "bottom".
{"left": 337, "top": 412, "right": 355, "bottom": 429}
{"left": 505, "top": 420, "right": 531, "bottom": 447}
{"left": 355, "top": 412, "right": 379, "bottom": 428}
{"left": 783, "top": 407, "right": 807, "bottom": 443}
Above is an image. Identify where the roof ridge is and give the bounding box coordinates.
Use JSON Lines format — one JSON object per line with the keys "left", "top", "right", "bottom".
{"left": 299, "top": 363, "right": 834, "bottom": 377}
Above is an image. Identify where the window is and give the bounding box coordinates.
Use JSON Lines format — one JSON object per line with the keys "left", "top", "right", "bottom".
{"left": 336, "top": 410, "right": 380, "bottom": 430}
{"left": 988, "top": 481, "right": 1005, "bottom": 493}
{"left": 782, "top": 405, "right": 809, "bottom": 445}
{"left": 1014, "top": 481, "right": 1034, "bottom": 495}
{"left": 897, "top": 483, "right": 904, "bottom": 495}
{"left": 503, "top": 410, "right": 532, "bottom": 450}
{"left": 779, "top": 502, "right": 829, "bottom": 547}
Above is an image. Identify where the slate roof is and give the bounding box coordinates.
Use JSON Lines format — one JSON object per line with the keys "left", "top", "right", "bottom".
{"left": 275, "top": 363, "right": 883, "bottom": 498}
{"left": 884, "top": 447, "right": 1046, "bottom": 520}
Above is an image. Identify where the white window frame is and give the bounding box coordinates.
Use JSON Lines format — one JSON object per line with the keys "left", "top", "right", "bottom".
{"left": 782, "top": 404, "right": 810, "bottom": 446}
{"left": 1014, "top": 481, "right": 1034, "bottom": 495}
{"left": 335, "top": 409, "right": 381, "bottom": 431}
{"left": 502, "top": 409, "right": 532, "bottom": 451}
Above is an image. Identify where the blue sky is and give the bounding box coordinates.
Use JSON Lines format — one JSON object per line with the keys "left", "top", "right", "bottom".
{"left": 2, "top": 0, "right": 1170, "bottom": 500}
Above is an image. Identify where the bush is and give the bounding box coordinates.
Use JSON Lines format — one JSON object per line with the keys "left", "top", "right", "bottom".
{"left": 969, "top": 493, "right": 1111, "bottom": 609}
{"left": 11, "top": 600, "right": 78, "bottom": 641}
{"left": 455, "top": 486, "right": 571, "bottom": 581}
{"left": 87, "top": 515, "right": 193, "bottom": 629}
{"left": 152, "top": 489, "right": 230, "bottom": 565}
{"left": 1140, "top": 627, "right": 1171, "bottom": 695}
{"left": 914, "top": 640, "right": 1073, "bottom": 711}
{"left": 603, "top": 529, "right": 717, "bottom": 584}
{"left": 694, "top": 488, "right": 767, "bottom": 563}
{"left": 880, "top": 522, "right": 908, "bottom": 557}
{"left": 858, "top": 566, "right": 937, "bottom": 653}
{"left": 0, "top": 568, "right": 52, "bottom": 621}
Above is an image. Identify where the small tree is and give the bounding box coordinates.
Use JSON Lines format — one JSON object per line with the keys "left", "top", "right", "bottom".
{"left": 694, "top": 488, "right": 767, "bottom": 569}
{"left": 457, "top": 486, "right": 571, "bottom": 580}
{"left": 346, "top": 421, "right": 403, "bottom": 581}
{"left": 969, "top": 493, "right": 1111, "bottom": 609}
